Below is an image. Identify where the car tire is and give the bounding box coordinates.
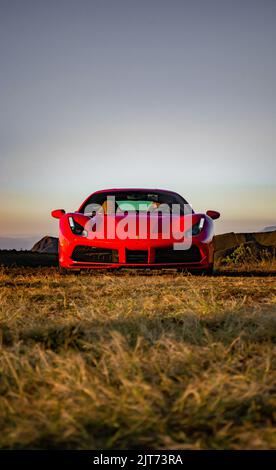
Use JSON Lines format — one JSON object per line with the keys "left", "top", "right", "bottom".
{"left": 59, "top": 266, "right": 68, "bottom": 275}
{"left": 201, "top": 265, "right": 214, "bottom": 276}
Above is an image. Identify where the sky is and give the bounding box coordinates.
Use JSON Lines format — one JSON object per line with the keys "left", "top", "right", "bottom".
{"left": 0, "top": 0, "right": 275, "bottom": 248}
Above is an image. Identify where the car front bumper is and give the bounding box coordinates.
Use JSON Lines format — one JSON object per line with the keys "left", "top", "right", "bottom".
{"left": 59, "top": 235, "right": 214, "bottom": 270}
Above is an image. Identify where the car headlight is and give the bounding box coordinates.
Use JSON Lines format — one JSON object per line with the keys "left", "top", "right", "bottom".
{"left": 185, "top": 217, "right": 205, "bottom": 237}
{"left": 68, "top": 217, "right": 88, "bottom": 237}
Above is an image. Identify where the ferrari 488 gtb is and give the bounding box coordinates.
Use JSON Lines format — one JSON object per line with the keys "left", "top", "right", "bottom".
{"left": 52, "top": 188, "right": 220, "bottom": 274}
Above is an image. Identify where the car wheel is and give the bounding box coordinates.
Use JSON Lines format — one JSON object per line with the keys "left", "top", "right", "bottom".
{"left": 201, "top": 265, "right": 214, "bottom": 276}
{"left": 59, "top": 266, "right": 68, "bottom": 275}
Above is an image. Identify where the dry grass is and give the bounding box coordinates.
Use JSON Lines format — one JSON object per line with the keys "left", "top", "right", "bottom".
{"left": 0, "top": 267, "right": 276, "bottom": 449}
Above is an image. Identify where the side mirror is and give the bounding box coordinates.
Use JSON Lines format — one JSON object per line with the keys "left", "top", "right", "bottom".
{"left": 51, "top": 209, "right": 65, "bottom": 219}
{"left": 206, "top": 210, "right": 220, "bottom": 220}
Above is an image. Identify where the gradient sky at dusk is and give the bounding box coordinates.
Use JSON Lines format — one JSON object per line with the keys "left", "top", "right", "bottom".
{"left": 0, "top": 0, "right": 275, "bottom": 247}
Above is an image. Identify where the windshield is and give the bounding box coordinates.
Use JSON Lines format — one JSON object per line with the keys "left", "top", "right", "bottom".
{"left": 81, "top": 190, "right": 192, "bottom": 216}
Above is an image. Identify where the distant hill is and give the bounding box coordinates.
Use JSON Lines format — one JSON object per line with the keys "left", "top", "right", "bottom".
{"left": 262, "top": 226, "right": 276, "bottom": 232}
{"left": 31, "top": 236, "right": 58, "bottom": 254}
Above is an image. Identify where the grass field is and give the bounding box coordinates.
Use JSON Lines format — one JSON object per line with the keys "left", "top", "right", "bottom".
{"left": 0, "top": 266, "right": 276, "bottom": 449}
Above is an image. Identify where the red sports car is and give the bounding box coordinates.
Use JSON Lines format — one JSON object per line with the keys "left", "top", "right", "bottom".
{"left": 51, "top": 188, "right": 220, "bottom": 274}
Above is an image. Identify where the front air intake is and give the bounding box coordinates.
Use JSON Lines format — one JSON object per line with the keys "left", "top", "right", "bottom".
{"left": 125, "top": 250, "right": 148, "bottom": 264}
{"left": 155, "top": 245, "right": 201, "bottom": 263}
{"left": 72, "top": 246, "right": 118, "bottom": 263}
